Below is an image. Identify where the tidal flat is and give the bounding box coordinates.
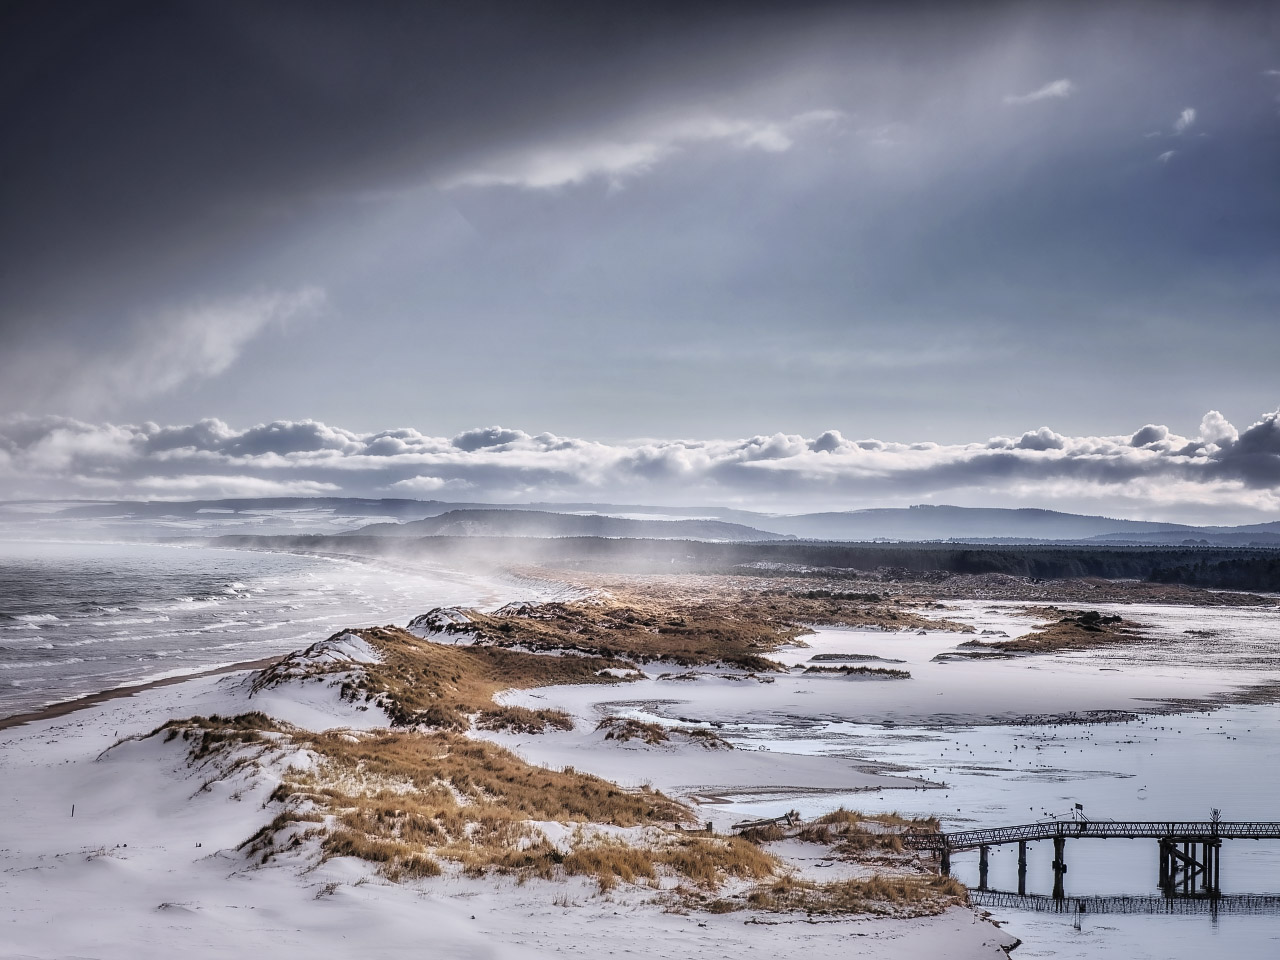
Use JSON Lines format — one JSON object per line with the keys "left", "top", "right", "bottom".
{"left": 491, "top": 590, "right": 1280, "bottom": 959}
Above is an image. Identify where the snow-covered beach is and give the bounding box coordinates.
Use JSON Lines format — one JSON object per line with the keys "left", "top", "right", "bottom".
{"left": 6, "top": 544, "right": 1280, "bottom": 959}
{"left": 0, "top": 552, "right": 1018, "bottom": 960}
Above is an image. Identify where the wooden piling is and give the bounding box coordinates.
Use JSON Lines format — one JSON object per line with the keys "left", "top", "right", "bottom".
{"left": 1052, "top": 836, "right": 1066, "bottom": 900}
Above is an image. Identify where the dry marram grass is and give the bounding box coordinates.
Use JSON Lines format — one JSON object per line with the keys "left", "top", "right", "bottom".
{"left": 155, "top": 714, "right": 783, "bottom": 894}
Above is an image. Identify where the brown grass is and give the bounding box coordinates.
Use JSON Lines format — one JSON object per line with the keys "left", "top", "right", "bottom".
{"left": 285, "top": 583, "right": 964, "bottom": 735}
{"left": 597, "top": 717, "right": 669, "bottom": 745}
{"left": 745, "top": 873, "right": 967, "bottom": 915}
{"left": 326, "top": 625, "right": 631, "bottom": 730}
{"left": 596, "top": 717, "right": 734, "bottom": 750}
{"left": 160, "top": 714, "right": 783, "bottom": 892}
{"left": 967, "top": 609, "right": 1140, "bottom": 653}
{"left": 783, "top": 808, "right": 941, "bottom": 856}
{"left": 737, "top": 823, "right": 787, "bottom": 844}
{"left": 424, "top": 599, "right": 799, "bottom": 671}
{"left": 802, "top": 665, "right": 912, "bottom": 679}
{"left": 408, "top": 581, "right": 971, "bottom": 682}
{"left": 475, "top": 705, "right": 575, "bottom": 734}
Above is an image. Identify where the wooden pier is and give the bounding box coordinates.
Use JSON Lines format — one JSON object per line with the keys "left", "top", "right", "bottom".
{"left": 906, "top": 820, "right": 1280, "bottom": 897}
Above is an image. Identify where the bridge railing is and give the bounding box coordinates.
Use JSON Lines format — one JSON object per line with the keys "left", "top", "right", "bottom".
{"left": 905, "top": 821, "right": 1280, "bottom": 851}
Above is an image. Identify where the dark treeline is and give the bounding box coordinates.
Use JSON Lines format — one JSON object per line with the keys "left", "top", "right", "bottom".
{"left": 203, "top": 535, "right": 1280, "bottom": 593}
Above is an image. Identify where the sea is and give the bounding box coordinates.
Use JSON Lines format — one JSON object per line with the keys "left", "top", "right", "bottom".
{"left": 0, "top": 539, "right": 514, "bottom": 719}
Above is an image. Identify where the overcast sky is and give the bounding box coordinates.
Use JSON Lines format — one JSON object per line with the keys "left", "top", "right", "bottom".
{"left": 1, "top": 1, "right": 1278, "bottom": 519}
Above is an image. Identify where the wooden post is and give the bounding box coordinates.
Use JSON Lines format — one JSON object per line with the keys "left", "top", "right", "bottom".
{"left": 1017, "top": 841, "right": 1027, "bottom": 896}
{"left": 1052, "top": 837, "right": 1066, "bottom": 900}
{"left": 978, "top": 845, "right": 989, "bottom": 891}
{"left": 940, "top": 846, "right": 950, "bottom": 875}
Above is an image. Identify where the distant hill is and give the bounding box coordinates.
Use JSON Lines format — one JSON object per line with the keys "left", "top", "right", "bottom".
{"left": 349, "top": 509, "right": 790, "bottom": 542}
{"left": 761, "top": 505, "right": 1196, "bottom": 541}
{"left": 3, "top": 497, "right": 1276, "bottom": 545}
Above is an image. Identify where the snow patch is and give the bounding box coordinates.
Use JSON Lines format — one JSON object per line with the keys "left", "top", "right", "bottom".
{"left": 406, "top": 607, "right": 474, "bottom": 638}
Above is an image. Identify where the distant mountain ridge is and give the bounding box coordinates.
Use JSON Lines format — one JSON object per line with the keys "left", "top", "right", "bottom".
{"left": 760, "top": 505, "right": 1196, "bottom": 541}
{"left": 2, "top": 497, "right": 1278, "bottom": 545}
{"left": 348, "top": 509, "right": 790, "bottom": 542}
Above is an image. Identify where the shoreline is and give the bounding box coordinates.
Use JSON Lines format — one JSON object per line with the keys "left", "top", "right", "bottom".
{"left": 0, "top": 655, "right": 285, "bottom": 732}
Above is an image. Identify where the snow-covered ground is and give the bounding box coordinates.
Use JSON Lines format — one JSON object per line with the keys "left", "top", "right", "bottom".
{"left": 1, "top": 610, "right": 1016, "bottom": 960}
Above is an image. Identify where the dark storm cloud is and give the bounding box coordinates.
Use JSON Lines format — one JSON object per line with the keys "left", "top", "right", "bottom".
{"left": 2, "top": 408, "right": 1278, "bottom": 519}
{"left": 452, "top": 427, "right": 532, "bottom": 452}
{"left": 1131, "top": 424, "right": 1170, "bottom": 448}
{"left": 0, "top": 0, "right": 833, "bottom": 329}
{"left": 2, "top": 0, "right": 1278, "bottom": 451}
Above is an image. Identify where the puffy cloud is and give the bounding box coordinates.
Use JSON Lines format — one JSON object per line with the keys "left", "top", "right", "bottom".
{"left": 1214, "top": 411, "right": 1280, "bottom": 485}
{"left": 0, "top": 410, "right": 1277, "bottom": 516}
{"left": 1199, "top": 410, "right": 1239, "bottom": 446}
{"left": 389, "top": 476, "right": 476, "bottom": 495}
{"left": 810, "top": 430, "right": 850, "bottom": 454}
{"left": 452, "top": 427, "right": 532, "bottom": 452}
{"left": 1130, "top": 424, "right": 1169, "bottom": 447}
{"left": 1003, "top": 79, "right": 1075, "bottom": 105}
{"left": 1174, "top": 107, "right": 1197, "bottom": 133}
{"left": 224, "top": 420, "right": 363, "bottom": 458}
{"left": 1014, "top": 427, "right": 1065, "bottom": 451}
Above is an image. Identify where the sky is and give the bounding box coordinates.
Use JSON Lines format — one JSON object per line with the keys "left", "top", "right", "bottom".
{"left": 1, "top": 1, "right": 1278, "bottom": 521}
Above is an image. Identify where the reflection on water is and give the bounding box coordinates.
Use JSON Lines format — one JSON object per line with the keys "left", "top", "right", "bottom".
{"left": 698, "top": 608, "right": 1280, "bottom": 958}
{"left": 972, "top": 890, "right": 1280, "bottom": 916}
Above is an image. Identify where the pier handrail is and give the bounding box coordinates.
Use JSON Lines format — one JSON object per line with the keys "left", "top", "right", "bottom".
{"left": 905, "top": 820, "right": 1280, "bottom": 851}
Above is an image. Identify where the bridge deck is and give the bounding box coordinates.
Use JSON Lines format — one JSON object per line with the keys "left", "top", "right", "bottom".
{"left": 907, "top": 821, "right": 1280, "bottom": 851}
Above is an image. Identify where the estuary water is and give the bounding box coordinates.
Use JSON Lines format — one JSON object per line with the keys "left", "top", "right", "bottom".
{"left": 701, "top": 613, "right": 1280, "bottom": 960}
{"left": 0, "top": 539, "right": 514, "bottom": 718}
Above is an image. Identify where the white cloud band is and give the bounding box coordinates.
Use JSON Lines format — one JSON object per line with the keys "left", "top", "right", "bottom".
{"left": 2, "top": 409, "right": 1278, "bottom": 519}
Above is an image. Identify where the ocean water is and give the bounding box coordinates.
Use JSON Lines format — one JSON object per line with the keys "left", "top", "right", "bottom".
{"left": 0, "top": 539, "right": 512, "bottom": 718}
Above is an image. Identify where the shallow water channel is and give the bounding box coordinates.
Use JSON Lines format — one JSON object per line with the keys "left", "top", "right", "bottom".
{"left": 626, "top": 604, "right": 1280, "bottom": 958}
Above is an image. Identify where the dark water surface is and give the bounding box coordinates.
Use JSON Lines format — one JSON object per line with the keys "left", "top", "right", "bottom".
{"left": 0, "top": 539, "right": 501, "bottom": 717}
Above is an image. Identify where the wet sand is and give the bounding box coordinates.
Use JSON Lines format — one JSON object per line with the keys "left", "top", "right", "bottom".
{"left": 0, "top": 655, "right": 284, "bottom": 732}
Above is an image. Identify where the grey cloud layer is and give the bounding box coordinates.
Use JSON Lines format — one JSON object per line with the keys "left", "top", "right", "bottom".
{"left": 4, "top": 2, "right": 1278, "bottom": 445}
{"left": 2, "top": 410, "right": 1278, "bottom": 521}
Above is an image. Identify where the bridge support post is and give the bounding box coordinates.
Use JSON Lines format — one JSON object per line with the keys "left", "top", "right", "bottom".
{"left": 1017, "top": 841, "right": 1027, "bottom": 896}
{"left": 1052, "top": 837, "right": 1066, "bottom": 900}
{"left": 940, "top": 846, "right": 950, "bottom": 876}
{"left": 1204, "top": 839, "right": 1221, "bottom": 894}
{"left": 1158, "top": 838, "right": 1171, "bottom": 890}
{"left": 979, "top": 845, "right": 989, "bottom": 891}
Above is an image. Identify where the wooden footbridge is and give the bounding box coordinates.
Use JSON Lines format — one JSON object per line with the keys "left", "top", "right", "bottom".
{"left": 906, "top": 819, "right": 1280, "bottom": 898}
